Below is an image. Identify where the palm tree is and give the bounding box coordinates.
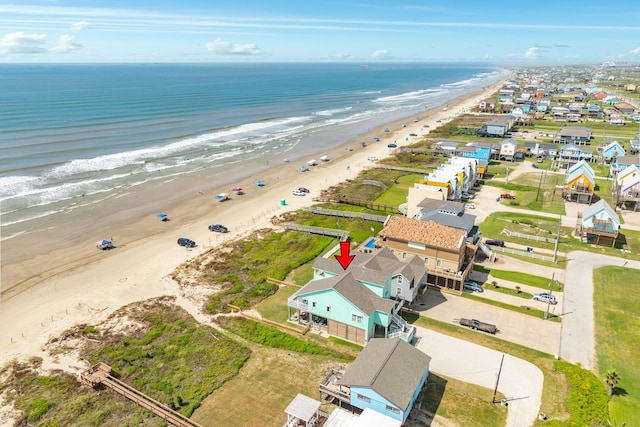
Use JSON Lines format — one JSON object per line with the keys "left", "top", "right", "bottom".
{"left": 604, "top": 369, "right": 621, "bottom": 396}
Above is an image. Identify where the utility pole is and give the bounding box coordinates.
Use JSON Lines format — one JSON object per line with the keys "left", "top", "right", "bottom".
{"left": 545, "top": 272, "right": 555, "bottom": 320}
{"left": 553, "top": 214, "right": 562, "bottom": 264}
{"left": 492, "top": 354, "right": 505, "bottom": 403}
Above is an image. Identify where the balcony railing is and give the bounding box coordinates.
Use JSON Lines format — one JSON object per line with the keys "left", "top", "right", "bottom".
{"left": 287, "top": 297, "right": 308, "bottom": 311}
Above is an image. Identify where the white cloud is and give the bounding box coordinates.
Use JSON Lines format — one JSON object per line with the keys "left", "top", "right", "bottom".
{"left": 205, "top": 38, "right": 261, "bottom": 55}
{"left": 0, "top": 31, "right": 47, "bottom": 54}
{"left": 71, "top": 20, "right": 88, "bottom": 32}
{"left": 630, "top": 47, "right": 640, "bottom": 55}
{"left": 333, "top": 51, "right": 351, "bottom": 59}
{"left": 371, "top": 49, "right": 390, "bottom": 59}
{"left": 50, "top": 35, "right": 82, "bottom": 53}
{"left": 523, "top": 47, "right": 539, "bottom": 59}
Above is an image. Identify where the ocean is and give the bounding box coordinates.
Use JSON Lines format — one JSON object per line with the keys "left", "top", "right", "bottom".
{"left": 0, "top": 63, "right": 507, "bottom": 241}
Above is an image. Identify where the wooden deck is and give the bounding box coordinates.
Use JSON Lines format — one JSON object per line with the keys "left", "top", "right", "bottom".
{"left": 80, "top": 363, "right": 202, "bottom": 427}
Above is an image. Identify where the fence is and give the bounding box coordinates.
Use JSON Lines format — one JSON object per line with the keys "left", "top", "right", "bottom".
{"left": 305, "top": 207, "right": 388, "bottom": 223}
{"left": 285, "top": 224, "right": 350, "bottom": 241}
{"left": 491, "top": 246, "right": 555, "bottom": 262}
{"left": 502, "top": 229, "right": 558, "bottom": 244}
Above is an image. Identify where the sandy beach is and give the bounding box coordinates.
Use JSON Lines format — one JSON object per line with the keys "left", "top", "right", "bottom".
{"left": 0, "top": 80, "right": 505, "bottom": 376}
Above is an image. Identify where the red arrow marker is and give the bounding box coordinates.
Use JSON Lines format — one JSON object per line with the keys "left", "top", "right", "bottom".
{"left": 335, "top": 241, "right": 355, "bottom": 270}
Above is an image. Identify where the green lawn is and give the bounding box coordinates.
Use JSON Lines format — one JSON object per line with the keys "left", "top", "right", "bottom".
{"left": 593, "top": 266, "right": 640, "bottom": 426}
{"left": 374, "top": 173, "right": 424, "bottom": 206}
{"left": 473, "top": 265, "right": 564, "bottom": 290}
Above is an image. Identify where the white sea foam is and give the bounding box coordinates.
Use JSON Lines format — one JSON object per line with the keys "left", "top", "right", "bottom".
{"left": 373, "top": 88, "right": 449, "bottom": 104}
{"left": 313, "top": 106, "right": 353, "bottom": 116}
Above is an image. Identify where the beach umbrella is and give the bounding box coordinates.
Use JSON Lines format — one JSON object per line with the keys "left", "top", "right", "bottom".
{"left": 215, "top": 193, "right": 229, "bottom": 200}
{"left": 232, "top": 187, "right": 242, "bottom": 192}
{"left": 157, "top": 213, "right": 168, "bottom": 219}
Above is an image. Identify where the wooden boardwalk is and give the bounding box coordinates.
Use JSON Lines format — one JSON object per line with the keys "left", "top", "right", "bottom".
{"left": 80, "top": 363, "right": 202, "bottom": 427}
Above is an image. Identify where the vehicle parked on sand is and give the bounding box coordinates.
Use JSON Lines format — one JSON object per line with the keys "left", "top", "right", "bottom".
{"left": 533, "top": 293, "right": 557, "bottom": 305}
{"left": 208, "top": 224, "right": 228, "bottom": 233}
{"left": 459, "top": 318, "right": 497, "bottom": 334}
{"left": 463, "top": 281, "right": 484, "bottom": 293}
{"left": 387, "top": 143, "right": 398, "bottom": 148}
{"left": 367, "top": 156, "right": 378, "bottom": 161}
{"left": 297, "top": 187, "right": 310, "bottom": 193}
{"left": 464, "top": 203, "right": 475, "bottom": 209}
{"left": 292, "top": 189, "right": 306, "bottom": 196}
{"left": 177, "top": 238, "right": 196, "bottom": 247}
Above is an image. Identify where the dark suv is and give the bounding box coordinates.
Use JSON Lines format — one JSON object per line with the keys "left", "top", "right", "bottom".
{"left": 485, "top": 239, "right": 505, "bottom": 247}
{"left": 208, "top": 224, "right": 229, "bottom": 233}
{"left": 177, "top": 238, "right": 196, "bottom": 247}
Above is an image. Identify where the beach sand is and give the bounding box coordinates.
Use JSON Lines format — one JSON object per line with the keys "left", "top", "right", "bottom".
{"left": 0, "top": 80, "right": 504, "bottom": 375}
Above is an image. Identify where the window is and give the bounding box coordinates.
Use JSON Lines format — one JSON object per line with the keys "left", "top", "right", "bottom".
{"left": 396, "top": 287, "right": 402, "bottom": 296}
{"left": 424, "top": 257, "right": 429, "bottom": 266}
{"left": 351, "top": 314, "right": 363, "bottom": 323}
{"left": 402, "top": 252, "right": 407, "bottom": 260}
{"left": 357, "top": 394, "right": 371, "bottom": 403}
{"left": 326, "top": 305, "right": 331, "bottom": 312}
{"left": 312, "top": 301, "right": 316, "bottom": 308}
{"left": 396, "top": 276, "right": 402, "bottom": 284}
{"left": 386, "top": 405, "right": 400, "bottom": 415}
{"left": 436, "top": 259, "right": 442, "bottom": 268}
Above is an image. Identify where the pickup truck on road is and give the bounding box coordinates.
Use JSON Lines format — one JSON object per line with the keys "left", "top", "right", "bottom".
{"left": 459, "top": 318, "right": 497, "bottom": 334}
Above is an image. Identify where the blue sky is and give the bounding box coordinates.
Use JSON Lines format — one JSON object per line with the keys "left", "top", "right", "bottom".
{"left": 1, "top": 1, "right": 640, "bottom": 64}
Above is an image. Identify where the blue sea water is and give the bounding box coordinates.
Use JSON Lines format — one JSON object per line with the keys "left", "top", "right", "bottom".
{"left": 0, "top": 63, "right": 507, "bottom": 239}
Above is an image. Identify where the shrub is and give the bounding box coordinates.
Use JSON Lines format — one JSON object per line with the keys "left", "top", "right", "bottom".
{"left": 27, "top": 397, "right": 52, "bottom": 422}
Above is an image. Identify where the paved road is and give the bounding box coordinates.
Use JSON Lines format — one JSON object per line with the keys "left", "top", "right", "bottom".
{"left": 414, "top": 326, "right": 544, "bottom": 427}
{"left": 560, "top": 252, "right": 640, "bottom": 370}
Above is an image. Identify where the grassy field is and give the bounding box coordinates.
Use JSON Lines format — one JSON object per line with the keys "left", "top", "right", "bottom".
{"left": 374, "top": 173, "right": 424, "bottom": 206}
{"left": 473, "top": 265, "right": 564, "bottom": 290}
{"left": 593, "top": 266, "right": 640, "bottom": 426}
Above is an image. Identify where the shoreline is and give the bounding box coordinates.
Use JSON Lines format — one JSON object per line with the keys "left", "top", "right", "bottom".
{"left": 0, "top": 79, "right": 506, "bottom": 369}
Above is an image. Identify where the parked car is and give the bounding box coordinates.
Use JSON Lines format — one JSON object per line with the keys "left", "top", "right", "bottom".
{"left": 463, "top": 281, "right": 484, "bottom": 293}
{"left": 533, "top": 293, "right": 557, "bottom": 305}
{"left": 485, "top": 239, "right": 505, "bottom": 247}
{"left": 177, "top": 238, "right": 196, "bottom": 247}
{"left": 297, "top": 187, "right": 310, "bottom": 193}
{"left": 537, "top": 157, "right": 543, "bottom": 163}
{"left": 459, "top": 318, "right": 497, "bottom": 334}
{"left": 461, "top": 192, "right": 474, "bottom": 200}
{"left": 367, "top": 156, "right": 378, "bottom": 161}
{"left": 500, "top": 193, "right": 516, "bottom": 199}
{"left": 464, "top": 203, "right": 475, "bottom": 209}
{"left": 373, "top": 137, "right": 380, "bottom": 141}
{"left": 208, "top": 224, "right": 228, "bottom": 233}
{"left": 387, "top": 143, "right": 398, "bottom": 148}
{"left": 409, "top": 133, "right": 418, "bottom": 137}
{"left": 292, "top": 189, "right": 306, "bottom": 196}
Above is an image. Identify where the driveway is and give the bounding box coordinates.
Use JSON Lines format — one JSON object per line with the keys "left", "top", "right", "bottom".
{"left": 414, "top": 326, "right": 544, "bottom": 427}
{"left": 560, "top": 252, "right": 640, "bottom": 370}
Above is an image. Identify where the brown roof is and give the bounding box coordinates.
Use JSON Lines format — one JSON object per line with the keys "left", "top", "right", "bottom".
{"left": 379, "top": 216, "right": 465, "bottom": 251}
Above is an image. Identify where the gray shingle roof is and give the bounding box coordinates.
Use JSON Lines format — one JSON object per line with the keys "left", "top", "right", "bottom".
{"left": 292, "top": 273, "right": 395, "bottom": 316}
{"left": 337, "top": 338, "right": 431, "bottom": 410}
{"left": 313, "top": 247, "right": 424, "bottom": 287}
{"left": 582, "top": 199, "right": 619, "bottom": 224}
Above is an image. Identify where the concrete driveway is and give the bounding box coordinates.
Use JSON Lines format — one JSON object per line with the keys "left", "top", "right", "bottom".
{"left": 414, "top": 326, "right": 544, "bottom": 427}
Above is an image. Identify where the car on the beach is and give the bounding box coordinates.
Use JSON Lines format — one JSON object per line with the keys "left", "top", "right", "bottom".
{"left": 500, "top": 193, "right": 516, "bottom": 199}
{"left": 533, "top": 293, "right": 557, "bottom": 305}
{"left": 367, "top": 156, "right": 378, "bottom": 161}
{"left": 177, "top": 238, "right": 196, "bottom": 247}
{"left": 373, "top": 137, "right": 380, "bottom": 141}
{"left": 463, "top": 281, "right": 484, "bottom": 293}
{"left": 409, "top": 133, "right": 418, "bottom": 137}
{"left": 387, "top": 143, "right": 398, "bottom": 148}
{"left": 297, "top": 187, "right": 310, "bottom": 193}
{"left": 292, "top": 189, "right": 306, "bottom": 196}
{"left": 208, "top": 224, "right": 228, "bottom": 233}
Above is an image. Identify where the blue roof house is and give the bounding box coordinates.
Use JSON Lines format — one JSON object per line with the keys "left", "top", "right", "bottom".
{"left": 459, "top": 143, "right": 491, "bottom": 162}
{"left": 336, "top": 338, "right": 431, "bottom": 424}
